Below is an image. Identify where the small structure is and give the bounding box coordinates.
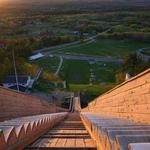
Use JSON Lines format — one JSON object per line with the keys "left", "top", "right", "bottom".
{"left": 88, "top": 59, "right": 96, "bottom": 65}
{"left": 83, "top": 32, "right": 89, "bottom": 37}
{"left": 29, "top": 53, "right": 44, "bottom": 61}
{"left": 137, "top": 48, "right": 150, "bottom": 62}
{"left": 125, "top": 73, "right": 131, "bottom": 80}
{"left": 2, "top": 76, "right": 33, "bottom": 92}
{"left": 72, "top": 31, "right": 80, "bottom": 35}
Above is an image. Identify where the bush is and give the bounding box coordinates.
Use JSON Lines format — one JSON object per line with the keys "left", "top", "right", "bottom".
{"left": 98, "top": 32, "right": 150, "bottom": 43}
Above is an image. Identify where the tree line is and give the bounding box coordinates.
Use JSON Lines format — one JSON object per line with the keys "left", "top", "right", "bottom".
{"left": 0, "top": 34, "right": 77, "bottom": 82}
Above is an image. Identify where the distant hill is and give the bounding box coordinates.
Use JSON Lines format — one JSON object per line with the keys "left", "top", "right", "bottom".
{"left": 1, "top": 0, "right": 150, "bottom": 12}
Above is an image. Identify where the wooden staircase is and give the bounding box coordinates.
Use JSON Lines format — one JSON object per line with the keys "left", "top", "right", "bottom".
{"left": 26, "top": 113, "right": 97, "bottom": 150}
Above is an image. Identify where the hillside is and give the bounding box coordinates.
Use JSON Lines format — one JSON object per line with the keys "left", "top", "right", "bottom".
{"left": 1, "top": 0, "right": 150, "bottom": 12}
{"left": 0, "top": 0, "right": 149, "bottom": 105}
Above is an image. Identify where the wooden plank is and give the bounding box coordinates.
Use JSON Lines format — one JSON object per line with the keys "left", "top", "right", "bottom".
{"left": 75, "top": 138, "right": 85, "bottom": 148}
{"left": 45, "top": 139, "right": 53, "bottom": 147}
{"left": 84, "top": 138, "right": 96, "bottom": 148}
{"left": 55, "top": 138, "right": 66, "bottom": 147}
{"left": 48, "top": 130, "right": 64, "bottom": 134}
{"left": 48, "top": 138, "right": 59, "bottom": 147}
{"left": 65, "top": 138, "right": 75, "bottom": 147}
{"left": 30, "top": 138, "right": 52, "bottom": 148}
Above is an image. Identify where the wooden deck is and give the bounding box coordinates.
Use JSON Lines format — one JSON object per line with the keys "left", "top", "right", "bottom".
{"left": 26, "top": 113, "right": 97, "bottom": 150}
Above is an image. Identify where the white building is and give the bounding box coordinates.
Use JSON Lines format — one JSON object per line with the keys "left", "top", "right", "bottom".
{"left": 29, "top": 53, "right": 44, "bottom": 61}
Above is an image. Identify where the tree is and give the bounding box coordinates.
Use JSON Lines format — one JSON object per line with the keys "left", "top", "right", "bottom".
{"left": 123, "top": 53, "right": 149, "bottom": 75}
{"left": 115, "top": 72, "right": 125, "bottom": 84}
{"left": 0, "top": 48, "right": 13, "bottom": 82}
{"left": 115, "top": 53, "right": 150, "bottom": 84}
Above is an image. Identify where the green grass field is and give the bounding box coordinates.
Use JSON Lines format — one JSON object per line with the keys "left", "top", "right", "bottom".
{"left": 32, "top": 56, "right": 60, "bottom": 73}
{"left": 32, "top": 39, "right": 150, "bottom": 85}
{"left": 60, "top": 60, "right": 90, "bottom": 84}
{"left": 93, "top": 62, "right": 121, "bottom": 83}
{"left": 69, "top": 83, "right": 115, "bottom": 95}
{"left": 59, "top": 60, "right": 121, "bottom": 84}
{"left": 69, "top": 83, "right": 116, "bottom": 107}
{"left": 57, "top": 39, "right": 150, "bottom": 58}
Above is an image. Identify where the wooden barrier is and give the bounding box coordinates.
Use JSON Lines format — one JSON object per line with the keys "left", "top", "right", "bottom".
{"left": 0, "top": 87, "right": 67, "bottom": 121}
{"left": 129, "top": 143, "right": 150, "bottom": 150}
{"left": 0, "top": 112, "right": 68, "bottom": 150}
{"left": 82, "top": 69, "right": 150, "bottom": 124}
{"left": 80, "top": 113, "right": 150, "bottom": 150}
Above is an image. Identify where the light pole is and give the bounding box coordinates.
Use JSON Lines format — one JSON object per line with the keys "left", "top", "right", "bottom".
{"left": 12, "top": 49, "right": 19, "bottom": 92}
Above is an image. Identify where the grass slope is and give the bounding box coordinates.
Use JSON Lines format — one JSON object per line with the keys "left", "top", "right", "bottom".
{"left": 60, "top": 60, "right": 121, "bottom": 84}
{"left": 58, "top": 39, "right": 150, "bottom": 58}
{"left": 32, "top": 56, "right": 60, "bottom": 73}
{"left": 60, "top": 60, "right": 90, "bottom": 84}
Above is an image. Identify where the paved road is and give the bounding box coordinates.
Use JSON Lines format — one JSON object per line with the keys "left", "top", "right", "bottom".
{"left": 33, "top": 28, "right": 112, "bottom": 54}
{"left": 49, "top": 53, "right": 123, "bottom": 63}
{"left": 33, "top": 41, "right": 80, "bottom": 54}
{"left": 32, "top": 28, "right": 123, "bottom": 63}
{"left": 54, "top": 56, "right": 63, "bottom": 75}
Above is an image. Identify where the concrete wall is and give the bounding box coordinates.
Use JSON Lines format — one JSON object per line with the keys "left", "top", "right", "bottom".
{"left": 82, "top": 69, "right": 150, "bottom": 124}
{"left": 137, "top": 47, "right": 150, "bottom": 62}
{"left": 0, "top": 87, "right": 67, "bottom": 121}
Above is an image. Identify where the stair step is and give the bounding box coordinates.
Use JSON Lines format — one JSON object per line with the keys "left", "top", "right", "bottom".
{"left": 27, "top": 138, "right": 96, "bottom": 149}
{"left": 57, "top": 126, "right": 85, "bottom": 127}
{"left": 46, "top": 133, "right": 89, "bottom": 135}
{"left": 26, "top": 113, "right": 97, "bottom": 150}
{"left": 27, "top": 147, "right": 97, "bottom": 150}
{"left": 54, "top": 128, "right": 86, "bottom": 130}
{"left": 41, "top": 135, "right": 91, "bottom": 138}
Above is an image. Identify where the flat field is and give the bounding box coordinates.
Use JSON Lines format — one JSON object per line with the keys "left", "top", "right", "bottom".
{"left": 56, "top": 39, "right": 150, "bottom": 58}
